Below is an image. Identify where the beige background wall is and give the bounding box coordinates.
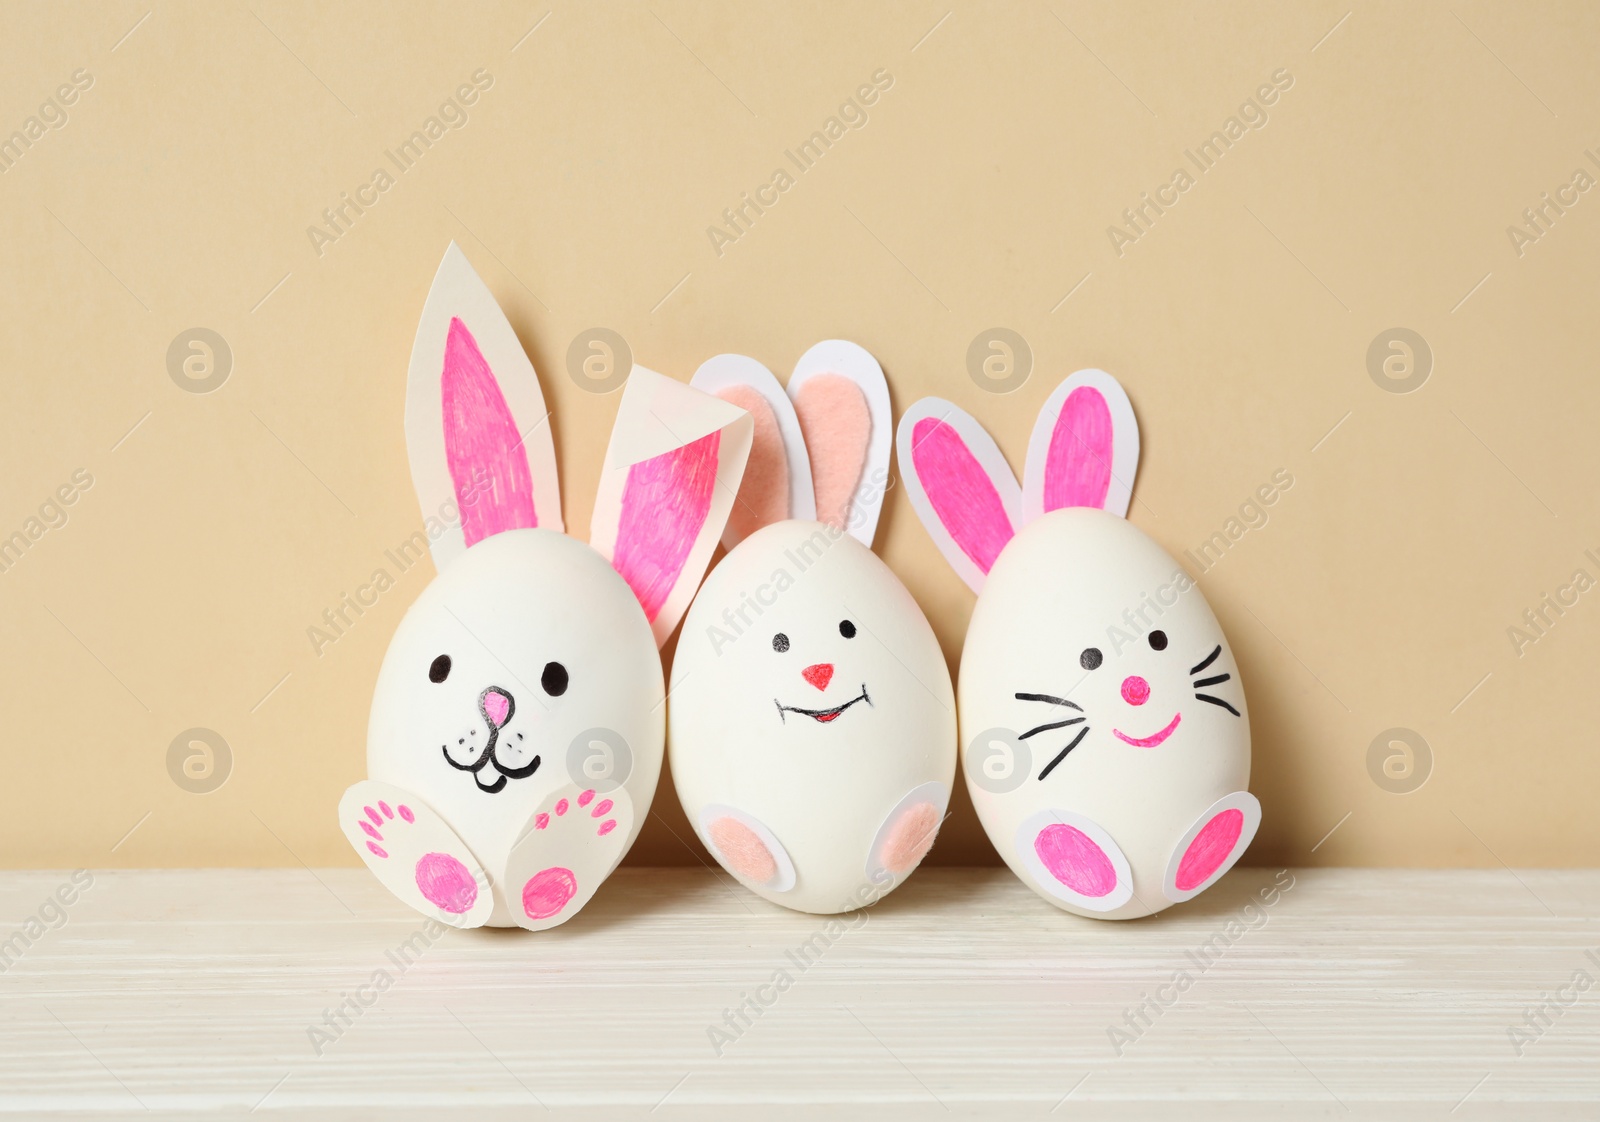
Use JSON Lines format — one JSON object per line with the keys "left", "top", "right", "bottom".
{"left": 2, "top": 1, "right": 1597, "bottom": 871}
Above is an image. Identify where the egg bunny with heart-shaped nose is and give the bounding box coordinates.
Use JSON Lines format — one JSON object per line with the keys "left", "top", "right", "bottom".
{"left": 668, "top": 344, "right": 957, "bottom": 914}
{"left": 896, "top": 370, "right": 1259, "bottom": 919}
{"left": 338, "top": 244, "right": 752, "bottom": 931}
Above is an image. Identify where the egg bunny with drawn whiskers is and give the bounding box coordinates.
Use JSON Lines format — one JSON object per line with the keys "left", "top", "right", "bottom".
{"left": 898, "top": 370, "right": 1259, "bottom": 919}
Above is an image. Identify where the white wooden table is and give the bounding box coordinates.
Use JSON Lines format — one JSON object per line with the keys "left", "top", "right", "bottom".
{"left": 1, "top": 867, "right": 1596, "bottom": 1119}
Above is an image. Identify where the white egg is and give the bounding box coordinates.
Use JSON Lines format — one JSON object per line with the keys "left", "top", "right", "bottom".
{"left": 670, "top": 520, "right": 957, "bottom": 914}
{"left": 960, "top": 508, "right": 1256, "bottom": 919}
{"left": 367, "top": 529, "right": 664, "bottom": 927}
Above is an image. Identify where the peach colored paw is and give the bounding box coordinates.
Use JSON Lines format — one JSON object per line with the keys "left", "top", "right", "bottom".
{"left": 709, "top": 816, "right": 778, "bottom": 883}
{"left": 880, "top": 801, "right": 940, "bottom": 874}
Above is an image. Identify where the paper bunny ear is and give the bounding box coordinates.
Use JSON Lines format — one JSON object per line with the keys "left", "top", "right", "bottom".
{"left": 406, "top": 243, "right": 562, "bottom": 571}
{"left": 1022, "top": 369, "right": 1139, "bottom": 521}
{"left": 896, "top": 399, "right": 1022, "bottom": 595}
{"left": 787, "top": 341, "right": 892, "bottom": 548}
{"left": 590, "top": 368, "right": 753, "bottom": 646}
{"left": 691, "top": 354, "right": 815, "bottom": 548}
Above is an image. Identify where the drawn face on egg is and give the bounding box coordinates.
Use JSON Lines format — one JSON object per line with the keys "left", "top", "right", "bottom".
{"left": 768, "top": 616, "right": 871, "bottom": 726}
{"left": 962, "top": 508, "right": 1247, "bottom": 787}
{"left": 368, "top": 530, "right": 661, "bottom": 799}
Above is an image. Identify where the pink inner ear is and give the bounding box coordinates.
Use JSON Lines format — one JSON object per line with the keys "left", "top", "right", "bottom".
{"left": 910, "top": 417, "right": 1014, "bottom": 575}
{"left": 1043, "top": 386, "right": 1113, "bottom": 512}
{"left": 442, "top": 317, "right": 538, "bottom": 546}
{"left": 613, "top": 431, "right": 720, "bottom": 622}
{"left": 716, "top": 386, "right": 788, "bottom": 541}
{"left": 793, "top": 374, "right": 869, "bottom": 530}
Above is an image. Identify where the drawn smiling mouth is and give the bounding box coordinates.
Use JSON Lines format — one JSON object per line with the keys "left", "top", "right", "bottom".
{"left": 775, "top": 685, "right": 872, "bottom": 725}
{"left": 1112, "top": 712, "right": 1181, "bottom": 748}
{"left": 442, "top": 740, "right": 540, "bottom": 793}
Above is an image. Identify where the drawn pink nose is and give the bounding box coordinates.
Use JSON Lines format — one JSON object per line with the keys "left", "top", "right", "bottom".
{"left": 481, "top": 688, "right": 512, "bottom": 728}
{"left": 802, "top": 663, "right": 834, "bottom": 691}
{"left": 1121, "top": 676, "right": 1150, "bottom": 706}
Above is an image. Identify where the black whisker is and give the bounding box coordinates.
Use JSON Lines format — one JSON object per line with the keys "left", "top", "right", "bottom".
{"left": 1193, "top": 673, "right": 1230, "bottom": 688}
{"left": 1190, "top": 645, "right": 1221, "bottom": 676}
{"left": 1194, "top": 692, "right": 1240, "bottom": 716}
{"left": 1037, "top": 727, "right": 1089, "bottom": 781}
{"left": 1020, "top": 717, "right": 1085, "bottom": 740}
{"left": 1015, "top": 692, "right": 1083, "bottom": 711}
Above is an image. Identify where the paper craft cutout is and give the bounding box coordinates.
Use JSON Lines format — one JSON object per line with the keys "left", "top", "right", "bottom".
{"left": 343, "top": 244, "right": 752, "bottom": 931}
{"left": 897, "top": 371, "right": 1258, "bottom": 920}
{"left": 407, "top": 242, "right": 561, "bottom": 570}
{"left": 673, "top": 344, "right": 957, "bottom": 915}
{"left": 788, "top": 340, "right": 893, "bottom": 548}
{"left": 693, "top": 353, "right": 814, "bottom": 545}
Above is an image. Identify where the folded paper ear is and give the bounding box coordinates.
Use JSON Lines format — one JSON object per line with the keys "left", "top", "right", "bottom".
{"left": 895, "top": 399, "right": 1021, "bottom": 595}
{"left": 788, "top": 341, "right": 892, "bottom": 549}
{"left": 591, "top": 368, "right": 753, "bottom": 646}
{"left": 691, "top": 354, "right": 814, "bottom": 548}
{"left": 1022, "top": 369, "right": 1139, "bottom": 521}
{"left": 406, "top": 244, "right": 562, "bottom": 571}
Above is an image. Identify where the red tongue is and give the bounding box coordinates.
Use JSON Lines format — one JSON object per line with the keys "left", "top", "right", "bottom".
{"left": 813, "top": 711, "right": 841, "bottom": 723}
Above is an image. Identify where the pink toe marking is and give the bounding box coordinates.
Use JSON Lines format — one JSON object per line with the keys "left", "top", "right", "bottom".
{"left": 360, "top": 821, "right": 381, "bottom": 841}
{"left": 535, "top": 813, "right": 550, "bottom": 830}
{"left": 592, "top": 798, "right": 613, "bottom": 818}
{"left": 379, "top": 801, "right": 393, "bottom": 819}
{"left": 597, "top": 819, "right": 616, "bottom": 836}
{"left": 364, "top": 806, "right": 382, "bottom": 827}
{"left": 1176, "top": 809, "right": 1245, "bottom": 892}
{"left": 555, "top": 798, "right": 569, "bottom": 816}
{"left": 881, "top": 802, "right": 940, "bottom": 874}
{"left": 578, "top": 789, "right": 595, "bottom": 808}
{"left": 415, "top": 852, "right": 478, "bottom": 914}
{"left": 367, "top": 841, "right": 388, "bottom": 859}
{"left": 522, "top": 867, "right": 578, "bottom": 920}
{"left": 1035, "top": 823, "right": 1118, "bottom": 898}
{"left": 709, "top": 817, "right": 777, "bottom": 883}
{"left": 398, "top": 805, "right": 414, "bottom": 823}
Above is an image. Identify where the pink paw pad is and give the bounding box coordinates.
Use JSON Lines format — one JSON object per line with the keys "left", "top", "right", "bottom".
{"left": 1175, "top": 809, "right": 1245, "bottom": 892}
{"left": 709, "top": 817, "right": 778, "bottom": 883}
{"left": 414, "top": 852, "right": 478, "bottom": 914}
{"left": 359, "top": 803, "right": 405, "bottom": 858}
{"left": 578, "top": 789, "right": 595, "bottom": 808}
{"left": 1034, "top": 823, "right": 1119, "bottom": 898}
{"left": 522, "top": 867, "right": 578, "bottom": 920}
{"left": 881, "top": 802, "right": 941, "bottom": 874}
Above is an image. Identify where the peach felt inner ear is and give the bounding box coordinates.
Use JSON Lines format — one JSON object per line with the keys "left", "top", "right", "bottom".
{"left": 909, "top": 417, "right": 1016, "bottom": 576}
{"left": 442, "top": 316, "right": 539, "bottom": 547}
{"left": 1042, "top": 385, "right": 1113, "bottom": 512}
{"left": 792, "top": 373, "right": 869, "bottom": 530}
{"left": 715, "top": 385, "right": 789, "bottom": 541}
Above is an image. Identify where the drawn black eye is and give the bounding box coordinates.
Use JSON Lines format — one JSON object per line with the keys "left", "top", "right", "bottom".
{"left": 839, "top": 620, "right": 857, "bottom": 639}
{"left": 541, "top": 662, "right": 568, "bottom": 696}
{"left": 1080, "top": 647, "right": 1103, "bottom": 671}
{"left": 428, "top": 655, "right": 451, "bottom": 683}
{"left": 1149, "top": 631, "right": 1168, "bottom": 651}
{"left": 773, "top": 633, "right": 790, "bottom": 653}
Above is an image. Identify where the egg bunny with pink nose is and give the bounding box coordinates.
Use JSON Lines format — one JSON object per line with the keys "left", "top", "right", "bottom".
{"left": 668, "top": 344, "right": 957, "bottom": 914}
{"left": 897, "top": 370, "right": 1259, "bottom": 919}
{"left": 338, "top": 244, "right": 751, "bottom": 931}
